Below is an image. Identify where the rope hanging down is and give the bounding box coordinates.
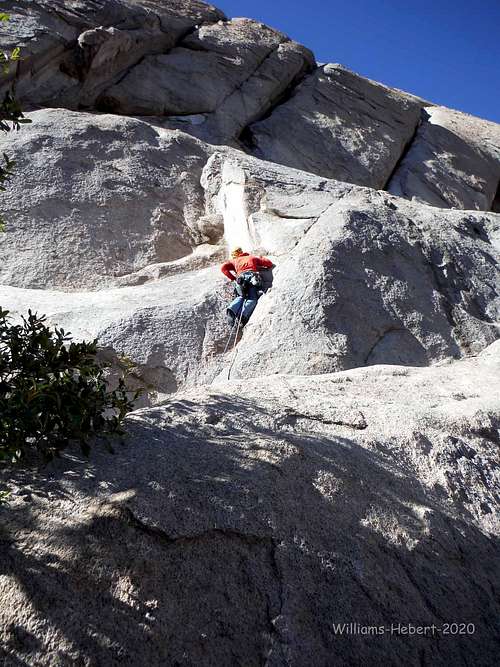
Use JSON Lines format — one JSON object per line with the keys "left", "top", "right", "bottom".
{"left": 210, "top": 300, "right": 246, "bottom": 386}
{"left": 222, "top": 313, "right": 239, "bottom": 355}
{"left": 227, "top": 300, "right": 246, "bottom": 380}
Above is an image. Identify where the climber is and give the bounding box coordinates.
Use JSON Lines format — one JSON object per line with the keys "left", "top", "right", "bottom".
{"left": 221, "top": 247, "right": 274, "bottom": 327}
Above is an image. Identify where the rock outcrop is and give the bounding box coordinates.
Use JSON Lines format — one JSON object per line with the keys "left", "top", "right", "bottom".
{"left": 1, "top": 345, "right": 500, "bottom": 665}
{"left": 208, "top": 165, "right": 500, "bottom": 379}
{"left": 202, "top": 152, "right": 500, "bottom": 377}
{"left": 0, "top": 0, "right": 226, "bottom": 109}
{"left": 1, "top": 2, "right": 499, "bottom": 212}
{"left": 0, "top": 267, "right": 232, "bottom": 401}
{"left": 0, "top": 108, "right": 216, "bottom": 289}
{"left": 244, "top": 64, "right": 425, "bottom": 188}
{"left": 1, "top": 1, "right": 500, "bottom": 665}
{"left": 101, "top": 18, "right": 315, "bottom": 144}
{"left": 2, "top": 151, "right": 498, "bottom": 395}
{"left": 388, "top": 106, "right": 500, "bottom": 211}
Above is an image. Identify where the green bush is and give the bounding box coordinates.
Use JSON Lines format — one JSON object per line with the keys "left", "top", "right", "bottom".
{"left": 0, "top": 12, "right": 31, "bottom": 231}
{"left": 0, "top": 308, "right": 137, "bottom": 462}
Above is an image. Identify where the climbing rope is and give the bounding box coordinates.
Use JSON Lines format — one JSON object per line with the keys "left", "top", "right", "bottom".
{"left": 222, "top": 315, "right": 238, "bottom": 355}
{"left": 210, "top": 300, "right": 246, "bottom": 385}
{"left": 227, "top": 300, "right": 246, "bottom": 380}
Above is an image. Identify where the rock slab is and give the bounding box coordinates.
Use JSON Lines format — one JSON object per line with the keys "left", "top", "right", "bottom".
{"left": 388, "top": 107, "right": 500, "bottom": 211}
{"left": 1, "top": 345, "right": 499, "bottom": 665}
{"left": 246, "top": 64, "right": 424, "bottom": 188}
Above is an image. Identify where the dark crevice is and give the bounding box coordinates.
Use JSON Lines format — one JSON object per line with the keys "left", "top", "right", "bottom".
{"left": 382, "top": 108, "right": 430, "bottom": 191}
{"left": 123, "top": 504, "right": 275, "bottom": 548}
{"left": 427, "top": 261, "right": 458, "bottom": 331}
{"left": 363, "top": 326, "right": 404, "bottom": 364}
{"left": 92, "top": 22, "right": 204, "bottom": 112}
{"left": 93, "top": 49, "right": 155, "bottom": 112}
{"left": 276, "top": 406, "right": 367, "bottom": 430}
{"left": 492, "top": 180, "right": 500, "bottom": 214}
{"left": 174, "top": 43, "right": 215, "bottom": 55}
{"left": 255, "top": 58, "right": 313, "bottom": 123}
{"left": 239, "top": 125, "right": 258, "bottom": 150}
{"left": 59, "top": 39, "right": 93, "bottom": 83}
{"left": 212, "top": 38, "right": 289, "bottom": 112}
{"left": 237, "top": 60, "right": 315, "bottom": 151}
{"left": 172, "top": 22, "right": 202, "bottom": 46}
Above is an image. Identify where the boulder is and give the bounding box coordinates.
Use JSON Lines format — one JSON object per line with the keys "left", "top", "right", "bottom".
{"left": 1, "top": 344, "right": 499, "bottom": 665}
{"left": 201, "top": 151, "right": 352, "bottom": 254}
{"left": 0, "top": 109, "right": 219, "bottom": 289}
{"left": 388, "top": 106, "right": 500, "bottom": 211}
{"left": 0, "top": 265, "right": 232, "bottom": 399}
{"left": 101, "top": 18, "right": 315, "bottom": 143}
{"left": 0, "top": 3, "right": 500, "bottom": 664}
{"left": 0, "top": 0, "right": 226, "bottom": 109}
{"left": 245, "top": 64, "right": 424, "bottom": 188}
{"left": 2, "top": 152, "right": 499, "bottom": 399}
{"left": 200, "top": 154, "right": 500, "bottom": 380}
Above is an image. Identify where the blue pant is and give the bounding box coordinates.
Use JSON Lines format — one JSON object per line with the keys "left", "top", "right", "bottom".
{"left": 227, "top": 284, "right": 260, "bottom": 324}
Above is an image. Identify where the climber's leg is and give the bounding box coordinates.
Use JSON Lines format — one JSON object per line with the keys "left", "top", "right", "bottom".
{"left": 240, "top": 285, "right": 259, "bottom": 326}
{"left": 227, "top": 296, "right": 244, "bottom": 326}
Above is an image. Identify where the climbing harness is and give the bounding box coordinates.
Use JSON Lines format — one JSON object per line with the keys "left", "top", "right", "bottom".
{"left": 235, "top": 271, "right": 262, "bottom": 298}
{"left": 223, "top": 272, "right": 264, "bottom": 379}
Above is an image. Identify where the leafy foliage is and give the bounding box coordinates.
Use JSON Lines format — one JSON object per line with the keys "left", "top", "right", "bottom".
{"left": 0, "top": 309, "right": 138, "bottom": 462}
{"left": 0, "top": 151, "right": 15, "bottom": 228}
{"left": 0, "top": 90, "right": 29, "bottom": 132}
{"left": 0, "top": 13, "right": 31, "bottom": 231}
{"left": 0, "top": 17, "right": 136, "bottom": 503}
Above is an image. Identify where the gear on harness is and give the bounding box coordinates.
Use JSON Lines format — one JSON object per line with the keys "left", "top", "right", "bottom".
{"left": 235, "top": 270, "right": 263, "bottom": 298}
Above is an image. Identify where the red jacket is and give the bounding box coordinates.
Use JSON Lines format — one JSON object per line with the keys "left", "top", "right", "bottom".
{"left": 221, "top": 253, "right": 273, "bottom": 281}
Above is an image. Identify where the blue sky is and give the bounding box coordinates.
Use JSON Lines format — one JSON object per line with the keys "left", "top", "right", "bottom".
{"left": 215, "top": 0, "right": 500, "bottom": 124}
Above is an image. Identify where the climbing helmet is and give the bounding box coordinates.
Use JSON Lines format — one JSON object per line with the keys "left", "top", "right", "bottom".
{"left": 231, "top": 246, "right": 244, "bottom": 258}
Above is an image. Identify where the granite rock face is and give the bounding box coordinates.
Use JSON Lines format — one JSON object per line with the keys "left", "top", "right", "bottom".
{"left": 201, "top": 153, "right": 500, "bottom": 380}
{"left": 244, "top": 64, "right": 425, "bottom": 188}
{"left": 201, "top": 151, "right": 353, "bottom": 254}
{"left": 1, "top": 1, "right": 500, "bottom": 665}
{"left": 0, "top": 109, "right": 218, "bottom": 289}
{"left": 1, "top": 2, "right": 499, "bottom": 212}
{"left": 1, "top": 345, "right": 499, "bottom": 665}
{"left": 388, "top": 106, "right": 500, "bottom": 211}
{"left": 0, "top": 0, "right": 226, "bottom": 109}
{"left": 101, "top": 18, "right": 315, "bottom": 143}
{"left": 0, "top": 267, "right": 232, "bottom": 401}
{"left": 1, "top": 151, "right": 499, "bottom": 397}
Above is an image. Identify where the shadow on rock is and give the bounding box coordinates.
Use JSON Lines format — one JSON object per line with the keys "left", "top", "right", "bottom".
{"left": 1, "top": 392, "right": 499, "bottom": 665}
